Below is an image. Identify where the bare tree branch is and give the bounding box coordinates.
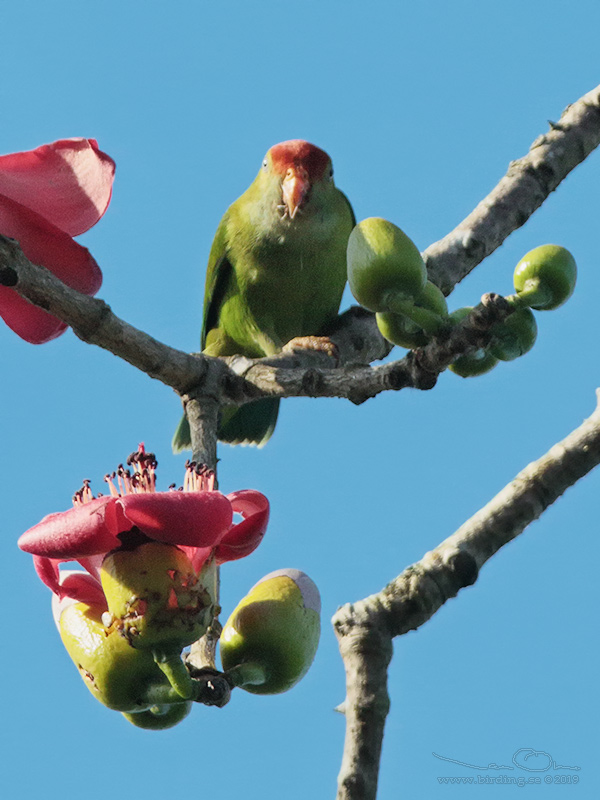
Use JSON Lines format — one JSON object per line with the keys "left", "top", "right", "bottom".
{"left": 2, "top": 85, "right": 599, "bottom": 424}
{"left": 424, "top": 83, "right": 600, "bottom": 294}
{"left": 332, "top": 390, "right": 600, "bottom": 800}
{"left": 238, "top": 292, "right": 512, "bottom": 404}
{"left": 0, "top": 235, "right": 391, "bottom": 396}
{"left": 0, "top": 236, "right": 212, "bottom": 395}
{"left": 0, "top": 231, "right": 516, "bottom": 408}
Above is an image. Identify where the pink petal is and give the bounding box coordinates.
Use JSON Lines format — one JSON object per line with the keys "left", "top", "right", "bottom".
{"left": 34, "top": 556, "right": 106, "bottom": 604}
{"left": 0, "top": 138, "right": 115, "bottom": 236}
{"left": 52, "top": 569, "right": 109, "bottom": 628}
{"left": 116, "top": 491, "right": 234, "bottom": 547}
{"left": 0, "top": 196, "right": 103, "bottom": 290}
{"left": 57, "top": 570, "right": 107, "bottom": 607}
{"left": 182, "top": 544, "right": 213, "bottom": 573}
{"left": 0, "top": 194, "right": 103, "bottom": 343}
{"left": 18, "top": 497, "right": 121, "bottom": 557}
{"left": 215, "top": 490, "right": 269, "bottom": 564}
{"left": 77, "top": 554, "right": 105, "bottom": 582}
{"left": 33, "top": 555, "right": 62, "bottom": 596}
{"left": 0, "top": 290, "right": 67, "bottom": 343}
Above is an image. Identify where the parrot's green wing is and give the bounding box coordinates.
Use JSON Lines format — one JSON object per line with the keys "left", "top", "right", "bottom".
{"left": 172, "top": 214, "right": 280, "bottom": 452}
{"left": 201, "top": 219, "right": 233, "bottom": 350}
{"left": 340, "top": 190, "right": 356, "bottom": 230}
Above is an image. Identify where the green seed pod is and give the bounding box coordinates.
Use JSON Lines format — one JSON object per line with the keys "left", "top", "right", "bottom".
{"left": 347, "top": 217, "right": 427, "bottom": 312}
{"left": 100, "top": 541, "right": 213, "bottom": 652}
{"left": 220, "top": 568, "right": 321, "bottom": 695}
{"left": 58, "top": 600, "right": 172, "bottom": 712}
{"left": 376, "top": 281, "right": 448, "bottom": 348}
{"left": 447, "top": 307, "right": 499, "bottom": 378}
{"left": 513, "top": 245, "right": 577, "bottom": 310}
{"left": 122, "top": 702, "right": 192, "bottom": 730}
{"left": 489, "top": 307, "right": 538, "bottom": 361}
{"left": 449, "top": 349, "right": 499, "bottom": 377}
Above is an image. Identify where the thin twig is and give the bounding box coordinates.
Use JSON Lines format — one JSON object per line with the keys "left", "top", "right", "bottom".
{"left": 424, "top": 83, "right": 600, "bottom": 293}
{"left": 0, "top": 235, "right": 211, "bottom": 395}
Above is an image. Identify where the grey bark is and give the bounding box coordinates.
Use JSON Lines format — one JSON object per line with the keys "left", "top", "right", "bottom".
{"left": 333, "top": 391, "right": 600, "bottom": 800}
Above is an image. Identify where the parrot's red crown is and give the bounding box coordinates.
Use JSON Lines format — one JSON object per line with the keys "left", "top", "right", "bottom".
{"left": 269, "top": 140, "right": 331, "bottom": 180}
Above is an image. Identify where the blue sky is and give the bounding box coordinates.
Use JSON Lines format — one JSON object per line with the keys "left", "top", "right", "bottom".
{"left": 1, "top": 2, "right": 599, "bottom": 798}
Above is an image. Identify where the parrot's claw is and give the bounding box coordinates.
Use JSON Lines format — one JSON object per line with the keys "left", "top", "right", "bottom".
{"left": 283, "top": 335, "right": 339, "bottom": 365}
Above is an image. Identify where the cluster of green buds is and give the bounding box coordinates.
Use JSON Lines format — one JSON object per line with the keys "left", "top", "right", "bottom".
{"left": 449, "top": 244, "right": 576, "bottom": 377}
{"left": 347, "top": 219, "right": 577, "bottom": 378}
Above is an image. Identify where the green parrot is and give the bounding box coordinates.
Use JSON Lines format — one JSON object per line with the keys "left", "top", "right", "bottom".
{"left": 173, "top": 139, "right": 355, "bottom": 449}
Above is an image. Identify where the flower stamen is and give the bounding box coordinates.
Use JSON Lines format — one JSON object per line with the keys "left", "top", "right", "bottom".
{"left": 184, "top": 461, "right": 216, "bottom": 493}
{"left": 73, "top": 479, "right": 95, "bottom": 506}
{"left": 104, "top": 472, "right": 121, "bottom": 497}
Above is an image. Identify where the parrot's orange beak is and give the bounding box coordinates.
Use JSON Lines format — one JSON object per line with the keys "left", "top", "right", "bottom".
{"left": 281, "top": 166, "right": 310, "bottom": 219}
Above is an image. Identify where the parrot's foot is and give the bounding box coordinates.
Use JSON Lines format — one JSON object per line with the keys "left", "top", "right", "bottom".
{"left": 283, "top": 336, "right": 339, "bottom": 364}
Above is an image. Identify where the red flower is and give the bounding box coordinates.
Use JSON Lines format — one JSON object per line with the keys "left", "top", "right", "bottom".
{"left": 18, "top": 446, "right": 269, "bottom": 605}
{"left": 0, "top": 137, "right": 115, "bottom": 343}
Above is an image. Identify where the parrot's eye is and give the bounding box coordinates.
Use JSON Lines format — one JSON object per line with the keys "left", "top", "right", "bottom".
{"left": 262, "top": 159, "right": 268, "bottom": 170}
{"left": 328, "top": 166, "right": 334, "bottom": 181}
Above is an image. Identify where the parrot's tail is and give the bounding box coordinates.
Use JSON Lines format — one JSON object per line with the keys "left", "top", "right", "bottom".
{"left": 219, "top": 398, "right": 279, "bottom": 447}
{"left": 172, "top": 398, "right": 279, "bottom": 453}
{"left": 172, "top": 413, "right": 192, "bottom": 454}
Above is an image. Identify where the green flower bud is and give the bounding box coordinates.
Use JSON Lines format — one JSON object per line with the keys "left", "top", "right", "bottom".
{"left": 122, "top": 702, "right": 192, "bottom": 730}
{"left": 449, "top": 350, "right": 499, "bottom": 377}
{"left": 513, "top": 245, "right": 577, "bottom": 310}
{"left": 376, "top": 281, "right": 448, "bottom": 348}
{"left": 347, "top": 218, "right": 427, "bottom": 312}
{"left": 220, "top": 569, "right": 321, "bottom": 695}
{"left": 448, "top": 307, "right": 499, "bottom": 378}
{"left": 489, "top": 307, "right": 538, "bottom": 361}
